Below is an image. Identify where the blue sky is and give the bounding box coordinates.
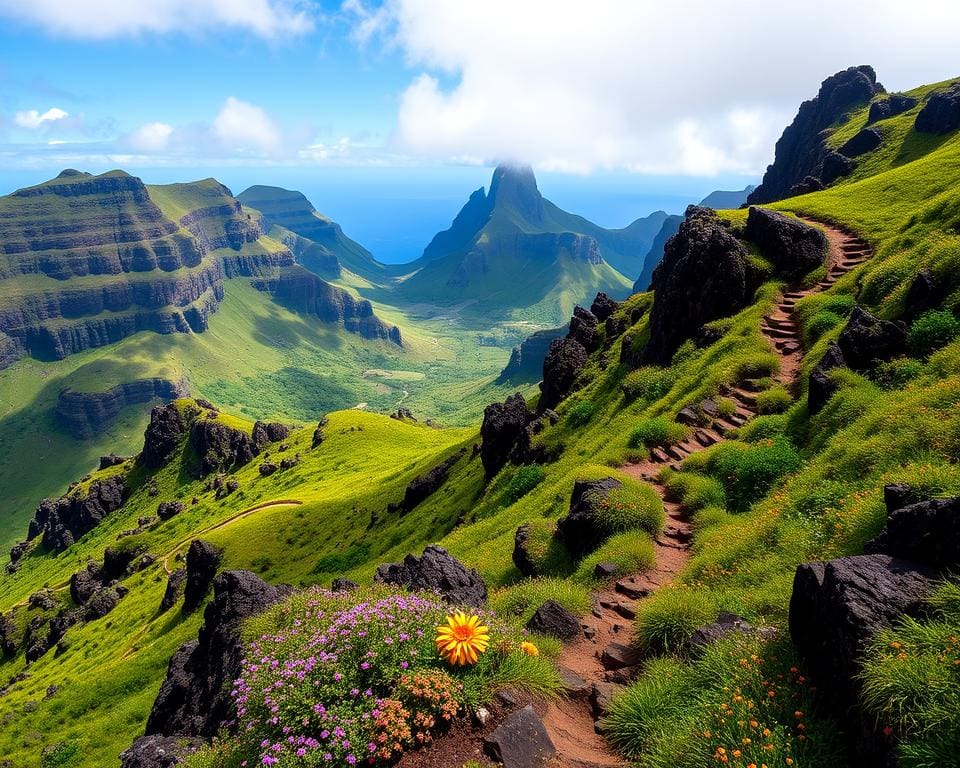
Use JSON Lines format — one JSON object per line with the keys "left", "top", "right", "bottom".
{"left": 0, "top": 1, "right": 958, "bottom": 260}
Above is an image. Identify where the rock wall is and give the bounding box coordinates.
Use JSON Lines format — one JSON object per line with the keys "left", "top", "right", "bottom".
{"left": 497, "top": 326, "right": 566, "bottom": 384}
{"left": 56, "top": 378, "right": 189, "bottom": 439}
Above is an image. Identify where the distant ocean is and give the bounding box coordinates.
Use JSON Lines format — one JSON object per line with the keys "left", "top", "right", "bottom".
{"left": 0, "top": 166, "right": 756, "bottom": 265}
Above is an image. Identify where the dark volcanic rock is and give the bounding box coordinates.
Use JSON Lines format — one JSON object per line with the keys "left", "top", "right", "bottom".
{"left": 251, "top": 421, "right": 290, "bottom": 448}
{"left": 749, "top": 66, "right": 883, "bottom": 203}
{"left": 181, "top": 540, "right": 224, "bottom": 613}
{"left": 30, "top": 475, "right": 127, "bottom": 552}
{"left": 103, "top": 543, "right": 149, "bottom": 578}
{"left": 838, "top": 306, "right": 907, "bottom": 371}
{"left": 839, "top": 128, "right": 883, "bottom": 158}
{"left": 538, "top": 337, "right": 588, "bottom": 412}
{"left": 159, "top": 568, "right": 187, "bottom": 614}
{"left": 145, "top": 570, "right": 292, "bottom": 738}
{"left": 388, "top": 449, "right": 465, "bottom": 514}
{"left": 189, "top": 418, "right": 259, "bottom": 476}
{"left": 99, "top": 454, "right": 128, "bottom": 470}
{"left": 120, "top": 734, "right": 203, "bottom": 768}
{"left": 84, "top": 587, "right": 122, "bottom": 620}
{"left": 330, "top": 578, "right": 358, "bottom": 593}
{"left": 744, "top": 207, "right": 828, "bottom": 279}
{"left": 808, "top": 342, "right": 847, "bottom": 415}
{"left": 57, "top": 379, "right": 188, "bottom": 439}
{"left": 374, "top": 545, "right": 487, "bottom": 607}
{"left": 868, "top": 93, "right": 917, "bottom": 123}
{"left": 590, "top": 292, "right": 619, "bottom": 323}
{"left": 142, "top": 402, "right": 197, "bottom": 470}
{"left": 903, "top": 268, "right": 944, "bottom": 322}
{"left": 311, "top": 416, "right": 328, "bottom": 448}
{"left": 915, "top": 84, "right": 960, "bottom": 134}
{"left": 688, "top": 612, "right": 774, "bottom": 655}
{"left": 789, "top": 176, "right": 825, "bottom": 197}
{"left": 789, "top": 555, "right": 935, "bottom": 711}
{"left": 512, "top": 523, "right": 538, "bottom": 577}
{"left": 567, "top": 306, "right": 600, "bottom": 353}
{"left": 525, "top": 599, "right": 581, "bottom": 640}
{"left": 820, "top": 151, "right": 855, "bottom": 185}
{"left": 869, "top": 496, "right": 960, "bottom": 570}
{"left": 644, "top": 206, "right": 760, "bottom": 365}
{"left": 483, "top": 705, "right": 556, "bottom": 768}
{"left": 480, "top": 393, "right": 531, "bottom": 478}
{"left": 70, "top": 563, "right": 103, "bottom": 604}
{"left": 156, "top": 501, "right": 184, "bottom": 521}
{"left": 555, "top": 477, "right": 624, "bottom": 559}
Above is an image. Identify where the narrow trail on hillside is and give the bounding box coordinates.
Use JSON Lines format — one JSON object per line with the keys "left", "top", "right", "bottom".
{"left": 540, "top": 219, "right": 872, "bottom": 766}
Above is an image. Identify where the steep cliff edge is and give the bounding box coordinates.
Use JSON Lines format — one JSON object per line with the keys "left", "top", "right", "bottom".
{"left": 56, "top": 379, "right": 190, "bottom": 439}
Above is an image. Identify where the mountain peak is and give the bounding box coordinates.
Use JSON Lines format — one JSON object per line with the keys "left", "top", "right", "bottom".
{"left": 488, "top": 164, "right": 544, "bottom": 223}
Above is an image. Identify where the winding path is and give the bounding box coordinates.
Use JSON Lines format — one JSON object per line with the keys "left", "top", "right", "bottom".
{"left": 540, "top": 218, "right": 872, "bottom": 766}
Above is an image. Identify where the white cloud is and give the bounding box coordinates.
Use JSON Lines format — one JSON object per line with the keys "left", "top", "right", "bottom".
{"left": 346, "top": 0, "right": 960, "bottom": 175}
{"left": 212, "top": 98, "right": 283, "bottom": 155}
{"left": 14, "top": 107, "right": 69, "bottom": 129}
{"left": 0, "top": 0, "right": 314, "bottom": 39}
{"left": 126, "top": 122, "right": 174, "bottom": 153}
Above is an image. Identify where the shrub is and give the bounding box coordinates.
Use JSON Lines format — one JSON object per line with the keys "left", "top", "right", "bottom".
{"left": 621, "top": 366, "right": 672, "bottom": 401}
{"left": 503, "top": 464, "right": 546, "bottom": 505}
{"left": 715, "top": 397, "right": 737, "bottom": 418}
{"left": 589, "top": 479, "right": 666, "bottom": 537}
{"left": 566, "top": 400, "right": 597, "bottom": 427}
{"left": 627, "top": 417, "right": 688, "bottom": 450}
{"left": 634, "top": 587, "right": 714, "bottom": 654}
{"left": 574, "top": 531, "right": 656, "bottom": 583}
{"left": 803, "top": 309, "right": 845, "bottom": 346}
{"left": 876, "top": 357, "right": 925, "bottom": 390}
{"left": 736, "top": 414, "right": 788, "bottom": 442}
{"left": 514, "top": 519, "right": 572, "bottom": 576}
{"left": 908, "top": 310, "right": 960, "bottom": 358}
{"left": 490, "top": 578, "right": 592, "bottom": 625}
{"left": 732, "top": 353, "right": 780, "bottom": 382}
{"left": 40, "top": 741, "right": 81, "bottom": 768}
{"left": 755, "top": 385, "right": 793, "bottom": 415}
{"left": 663, "top": 471, "right": 726, "bottom": 512}
{"left": 706, "top": 438, "right": 802, "bottom": 513}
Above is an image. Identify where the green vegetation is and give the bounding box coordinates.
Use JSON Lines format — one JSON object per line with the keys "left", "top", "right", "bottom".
{"left": 908, "top": 309, "right": 960, "bottom": 358}
{"left": 627, "top": 417, "right": 688, "bottom": 450}
{"left": 575, "top": 531, "right": 657, "bottom": 583}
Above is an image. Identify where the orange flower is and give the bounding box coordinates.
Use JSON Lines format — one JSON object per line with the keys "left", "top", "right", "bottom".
{"left": 519, "top": 641, "right": 540, "bottom": 656}
{"left": 435, "top": 611, "right": 490, "bottom": 666}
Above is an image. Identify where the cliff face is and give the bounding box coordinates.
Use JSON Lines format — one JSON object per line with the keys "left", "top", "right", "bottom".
{"left": 748, "top": 66, "right": 884, "bottom": 204}
{"left": 498, "top": 326, "right": 567, "bottom": 383}
{"left": 56, "top": 379, "right": 190, "bottom": 439}
{"left": 0, "top": 171, "right": 399, "bottom": 368}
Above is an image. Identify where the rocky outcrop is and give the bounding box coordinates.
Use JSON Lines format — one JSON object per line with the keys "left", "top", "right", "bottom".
{"left": 251, "top": 420, "right": 290, "bottom": 448}
{"left": 643, "top": 206, "right": 760, "bottom": 365}
{"left": 0, "top": 331, "right": 25, "bottom": 370}
{"left": 688, "top": 612, "right": 774, "bottom": 655}
{"left": 839, "top": 127, "right": 883, "bottom": 158}
{"left": 251, "top": 265, "right": 401, "bottom": 345}
{"left": 868, "top": 93, "right": 917, "bottom": 123}
{"left": 512, "top": 523, "right": 539, "bottom": 577}
{"left": 567, "top": 306, "right": 600, "bottom": 352}
{"left": 555, "top": 477, "right": 624, "bottom": 559}
{"left": 867, "top": 490, "right": 960, "bottom": 570}
{"left": 744, "top": 207, "right": 828, "bottom": 279}
{"left": 748, "top": 66, "right": 883, "bottom": 203}
{"left": 142, "top": 401, "right": 199, "bottom": 469}
{"left": 27, "top": 475, "right": 127, "bottom": 552}
{"left": 145, "top": 570, "right": 292, "bottom": 738}
{"left": 56, "top": 378, "right": 189, "bottom": 439}
{"left": 189, "top": 417, "right": 259, "bottom": 476}
{"left": 120, "top": 734, "right": 203, "bottom": 768}
{"left": 808, "top": 343, "right": 847, "bottom": 415}
{"left": 820, "top": 151, "right": 855, "bottom": 185}
{"left": 181, "top": 540, "right": 224, "bottom": 613}
{"left": 484, "top": 705, "right": 556, "bottom": 768}
{"left": 159, "top": 568, "right": 187, "bottom": 614}
{"left": 914, "top": 84, "right": 960, "bottom": 134}
{"left": 903, "top": 268, "right": 945, "bottom": 323}
{"left": 374, "top": 545, "right": 487, "bottom": 607}
{"left": 388, "top": 449, "right": 465, "bottom": 514}
{"left": 538, "top": 337, "right": 588, "bottom": 412}
{"left": 525, "top": 599, "right": 581, "bottom": 640}
{"left": 480, "top": 393, "right": 532, "bottom": 478}
{"left": 837, "top": 306, "right": 906, "bottom": 371}
{"left": 497, "top": 326, "right": 566, "bottom": 384}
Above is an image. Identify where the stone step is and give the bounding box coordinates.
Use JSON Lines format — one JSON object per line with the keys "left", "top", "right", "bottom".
{"left": 731, "top": 388, "right": 758, "bottom": 406}
{"left": 764, "top": 315, "right": 795, "bottom": 329}
{"left": 777, "top": 340, "right": 802, "bottom": 354}
{"left": 694, "top": 429, "right": 719, "bottom": 447}
{"left": 615, "top": 577, "right": 651, "bottom": 600}
{"left": 664, "top": 444, "right": 687, "bottom": 461}
{"left": 762, "top": 325, "right": 799, "bottom": 340}
{"left": 650, "top": 447, "right": 670, "bottom": 463}
{"left": 783, "top": 291, "right": 806, "bottom": 300}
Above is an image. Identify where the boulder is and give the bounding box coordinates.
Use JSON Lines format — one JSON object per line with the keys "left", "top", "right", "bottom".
{"left": 483, "top": 705, "right": 556, "bottom": 768}
{"left": 330, "top": 578, "right": 358, "bottom": 593}
{"left": 789, "top": 176, "right": 825, "bottom": 196}
{"left": 103, "top": 543, "right": 149, "bottom": 578}
{"left": 388, "top": 449, "right": 465, "bottom": 514}
{"left": 156, "top": 501, "right": 185, "bottom": 521}
{"left": 258, "top": 462, "right": 278, "bottom": 476}
{"left": 914, "top": 84, "right": 960, "bottom": 134}
{"left": 525, "top": 600, "right": 581, "bottom": 640}
{"left": 590, "top": 682, "right": 622, "bottom": 718}
{"left": 555, "top": 477, "right": 624, "bottom": 559}
{"left": 144, "top": 570, "right": 292, "bottom": 738}
{"left": 567, "top": 305, "right": 600, "bottom": 352}
{"left": 837, "top": 306, "right": 907, "bottom": 371}
{"left": 868, "top": 93, "right": 917, "bottom": 123}
{"left": 251, "top": 421, "right": 290, "bottom": 448}
{"left": 480, "top": 393, "right": 531, "bottom": 478}
{"left": 99, "top": 454, "right": 127, "bottom": 470}
{"left": 27, "top": 589, "right": 57, "bottom": 612}
{"left": 311, "top": 417, "right": 328, "bottom": 448}
{"left": 120, "top": 735, "right": 203, "bottom": 768}
{"left": 868, "top": 496, "right": 960, "bottom": 570}
{"left": 744, "top": 207, "right": 828, "bottom": 279}
{"left": 594, "top": 562, "right": 620, "bottom": 580}
{"left": 538, "top": 337, "right": 588, "bottom": 412}
{"left": 789, "top": 555, "right": 935, "bottom": 710}
{"left": 373, "top": 545, "right": 487, "bottom": 607}
{"left": 590, "top": 292, "right": 619, "bottom": 323}
{"left": 903, "top": 268, "right": 944, "bottom": 322}
{"left": 820, "top": 151, "right": 854, "bottom": 185}
{"left": 84, "top": 588, "right": 122, "bottom": 620}
{"left": 749, "top": 66, "right": 883, "bottom": 204}
{"left": 181, "top": 540, "right": 224, "bottom": 613}
{"left": 643, "top": 206, "right": 761, "bottom": 365}
{"left": 159, "top": 568, "right": 187, "bottom": 614}
{"left": 512, "top": 523, "right": 538, "bottom": 577}
{"left": 70, "top": 562, "right": 104, "bottom": 605}
{"left": 600, "top": 642, "right": 639, "bottom": 671}
{"left": 839, "top": 128, "right": 883, "bottom": 157}
{"left": 808, "top": 342, "right": 847, "bottom": 415}
{"left": 142, "top": 402, "right": 197, "bottom": 470}
{"left": 688, "top": 612, "right": 775, "bottom": 655}
{"left": 189, "top": 419, "right": 259, "bottom": 476}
